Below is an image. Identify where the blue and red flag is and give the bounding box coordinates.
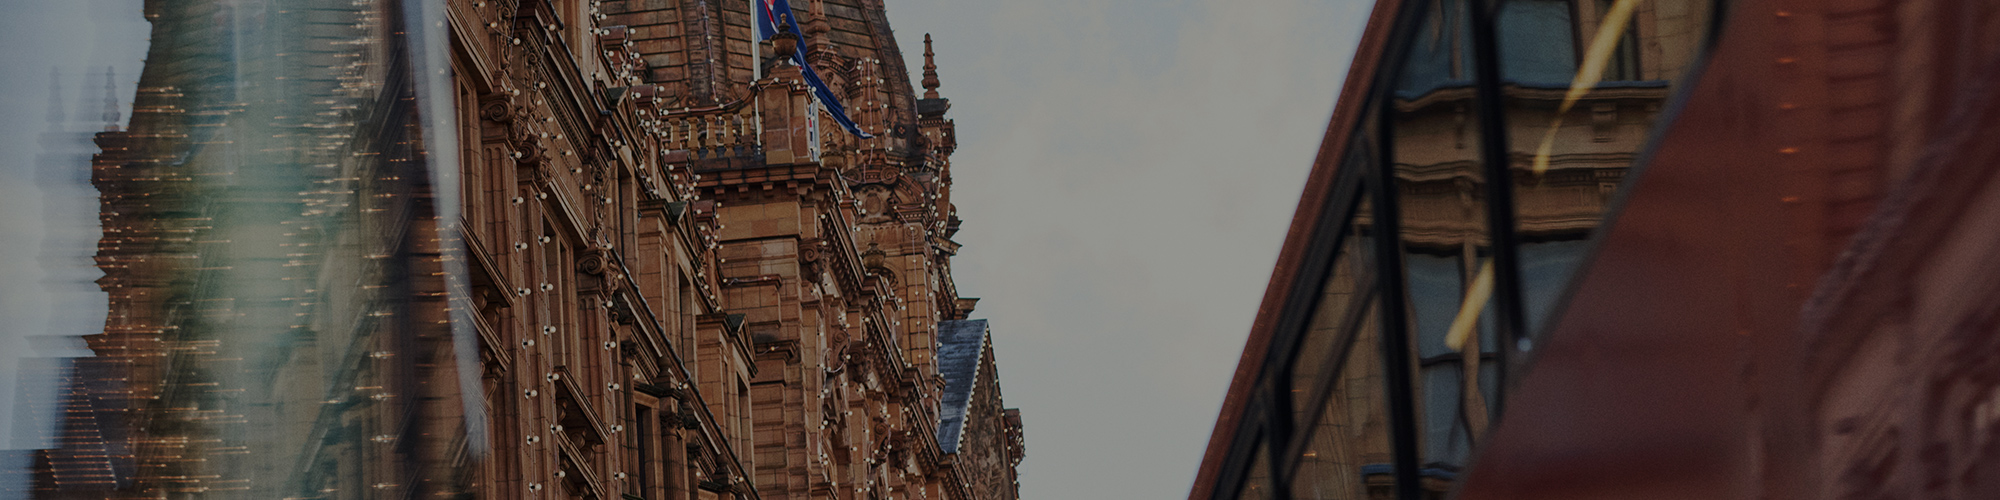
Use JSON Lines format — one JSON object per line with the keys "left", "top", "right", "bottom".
{"left": 757, "top": 0, "right": 873, "bottom": 139}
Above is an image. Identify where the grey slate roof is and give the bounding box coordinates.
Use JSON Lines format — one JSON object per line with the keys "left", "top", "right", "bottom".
{"left": 934, "top": 319, "right": 988, "bottom": 455}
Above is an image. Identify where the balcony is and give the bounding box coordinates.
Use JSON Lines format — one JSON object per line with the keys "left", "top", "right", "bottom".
{"left": 554, "top": 430, "right": 608, "bottom": 500}
{"left": 550, "top": 365, "right": 610, "bottom": 448}
{"left": 656, "top": 102, "right": 759, "bottom": 163}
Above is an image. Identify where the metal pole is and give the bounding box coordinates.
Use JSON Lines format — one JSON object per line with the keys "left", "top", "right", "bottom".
{"left": 1466, "top": 0, "right": 1528, "bottom": 421}
{"left": 1371, "top": 102, "right": 1424, "bottom": 500}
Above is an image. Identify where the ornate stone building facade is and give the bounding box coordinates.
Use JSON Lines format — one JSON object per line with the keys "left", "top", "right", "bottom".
{"left": 38, "top": 0, "right": 1021, "bottom": 499}
{"left": 453, "top": 0, "right": 1025, "bottom": 498}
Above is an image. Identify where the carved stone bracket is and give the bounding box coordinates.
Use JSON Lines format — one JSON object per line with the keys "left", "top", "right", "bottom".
{"left": 799, "top": 237, "right": 826, "bottom": 278}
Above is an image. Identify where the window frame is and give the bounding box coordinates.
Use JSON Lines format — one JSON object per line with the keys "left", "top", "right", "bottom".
{"left": 1205, "top": 0, "right": 1730, "bottom": 498}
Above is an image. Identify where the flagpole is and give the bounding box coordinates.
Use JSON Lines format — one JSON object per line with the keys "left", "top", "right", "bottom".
{"left": 751, "top": 0, "right": 763, "bottom": 154}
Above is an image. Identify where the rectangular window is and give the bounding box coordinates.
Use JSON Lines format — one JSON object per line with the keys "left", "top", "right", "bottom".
{"left": 1396, "top": 0, "right": 1474, "bottom": 97}
{"left": 1496, "top": 0, "right": 1579, "bottom": 84}
{"left": 1594, "top": 0, "right": 1642, "bottom": 81}
{"left": 1406, "top": 252, "right": 1476, "bottom": 467}
{"left": 736, "top": 378, "right": 752, "bottom": 473}
{"left": 1388, "top": 1, "right": 1495, "bottom": 489}
{"left": 637, "top": 404, "right": 655, "bottom": 498}
{"left": 457, "top": 81, "right": 485, "bottom": 243}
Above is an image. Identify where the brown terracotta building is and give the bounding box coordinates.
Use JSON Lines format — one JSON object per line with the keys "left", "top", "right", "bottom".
{"left": 38, "top": 1, "right": 1021, "bottom": 499}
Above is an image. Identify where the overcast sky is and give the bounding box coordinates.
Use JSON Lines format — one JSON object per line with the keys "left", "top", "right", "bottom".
{"left": 0, "top": 0, "right": 146, "bottom": 454}
{"left": 886, "top": 1, "right": 1373, "bottom": 497}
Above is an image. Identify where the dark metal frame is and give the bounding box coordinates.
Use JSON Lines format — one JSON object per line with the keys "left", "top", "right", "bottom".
{"left": 1367, "top": 103, "right": 1425, "bottom": 500}
{"left": 1466, "top": 0, "right": 1528, "bottom": 420}
{"left": 1207, "top": 0, "right": 1736, "bottom": 498}
{"left": 1206, "top": 0, "right": 1542, "bottom": 497}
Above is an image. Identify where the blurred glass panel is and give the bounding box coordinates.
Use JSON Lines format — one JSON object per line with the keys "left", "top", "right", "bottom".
{"left": 1520, "top": 240, "right": 1591, "bottom": 333}
{"left": 0, "top": 4, "right": 151, "bottom": 495}
{"left": 1289, "top": 132, "right": 1379, "bottom": 420}
{"left": 1388, "top": 0, "right": 1493, "bottom": 490}
{"left": 1496, "top": 0, "right": 1579, "bottom": 85}
{"left": 1286, "top": 290, "right": 1390, "bottom": 500}
{"left": 1405, "top": 253, "right": 1474, "bottom": 467}
{"left": 0, "top": 1, "right": 476, "bottom": 498}
{"left": 1592, "top": 0, "right": 1644, "bottom": 82}
{"left": 1397, "top": 0, "right": 1475, "bottom": 99}
{"left": 1502, "top": 0, "right": 1718, "bottom": 337}
{"left": 1289, "top": 215, "right": 1372, "bottom": 420}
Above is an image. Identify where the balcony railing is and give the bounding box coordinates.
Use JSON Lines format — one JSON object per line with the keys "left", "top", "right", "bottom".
{"left": 656, "top": 102, "right": 758, "bottom": 161}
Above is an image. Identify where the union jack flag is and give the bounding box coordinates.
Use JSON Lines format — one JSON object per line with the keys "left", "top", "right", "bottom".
{"left": 756, "top": 0, "right": 873, "bottom": 139}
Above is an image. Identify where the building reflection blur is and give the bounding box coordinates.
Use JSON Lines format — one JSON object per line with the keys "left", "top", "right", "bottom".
{"left": 15, "top": 0, "right": 1026, "bottom": 499}
{"left": 1194, "top": 1, "right": 1718, "bottom": 499}
{"left": 41, "top": 1, "right": 475, "bottom": 498}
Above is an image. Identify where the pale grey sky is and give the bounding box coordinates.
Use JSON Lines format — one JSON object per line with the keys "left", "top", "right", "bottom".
{"left": 0, "top": 0, "right": 146, "bottom": 454}
{"left": 886, "top": 1, "right": 1373, "bottom": 497}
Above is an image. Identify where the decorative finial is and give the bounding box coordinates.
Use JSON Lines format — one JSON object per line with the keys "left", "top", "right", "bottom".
{"left": 921, "top": 34, "right": 940, "bottom": 99}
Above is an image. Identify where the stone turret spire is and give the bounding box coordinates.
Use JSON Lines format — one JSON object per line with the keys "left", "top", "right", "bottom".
{"left": 804, "top": 0, "right": 829, "bottom": 37}
{"left": 921, "top": 34, "right": 941, "bottom": 99}
{"left": 101, "top": 67, "right": 121, "bottom": 131}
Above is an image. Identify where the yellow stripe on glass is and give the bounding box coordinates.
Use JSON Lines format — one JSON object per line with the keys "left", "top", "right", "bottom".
{"left": 1530, "top": 0, "right": 1644, "bottom": 175}
{"left": 1444, "top": 258, "right": 1496, "bottom": 351}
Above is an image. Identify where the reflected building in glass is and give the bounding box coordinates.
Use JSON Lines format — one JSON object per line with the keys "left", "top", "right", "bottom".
{"left": 1199, "top": 0, "right": 2000, "bottom": 497}
{"left": 58, "top": 0, "right": 475, "bottom": 498}
{"left": 21, "top": 0, "right": 1024, "bottom": 499}
{"left": 1192, "top": 0, "right": 1717, "bottom": 499}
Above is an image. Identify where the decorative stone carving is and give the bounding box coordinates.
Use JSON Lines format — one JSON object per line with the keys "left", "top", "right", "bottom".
{"left": 799, "top": 237, "right": 825, "bottom": 277}
{"left": 480, "top": 95, "right": 515, "bottom": 124}
{"left": 576, "top": 249, "right": 609, "bottom": 275}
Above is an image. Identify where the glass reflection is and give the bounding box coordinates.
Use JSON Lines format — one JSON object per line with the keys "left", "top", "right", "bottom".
{"left": 1504, "top": 0, "right": 1717, "bottom": 334}
{"left": 1283, "top": 188, "right": 1384, "bottom": 494}
{"left": 1290, "top": 134, "right": 1378, "bottom": 419}
{"left": 1290, "top": 217, "right": 1373, "bottom": 421}
{"left": 1285, "top": 196, "right": 1395, "bottom": 499}
{"left": 1388, "top": 0, "right": 1493, "bottom": 487}
{"left": 1495, "top": 0, "right": 1579, "bottom": 84}
{"left": 0, "top": 1, "right": 476, "bottom": 498}
{"left": 1240, "top": 440, "right": 1274, "bottom": 500}
{"left": 1287, "top": 291, "right": 1388, "bottom": 500}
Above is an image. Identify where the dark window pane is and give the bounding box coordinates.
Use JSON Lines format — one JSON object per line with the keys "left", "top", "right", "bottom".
{"left": 1397, "top": 0, "right": 1474, "bottom": 97}
{"left": 1496, "top": 0, "right": 1579, "bottom": 85}
{"left": 1388, "top": 0, "right": 1494, "bottom": 491}
{"left": 1504, "top": 0, "right": 1718, "bottom": 341}
{"left": 1595, "top": 0, "right": 1643, "bottom": 81}
{"left": 1419, "top": 363, "right": 1473, "bottom": 466}
{"left": 1520, "top": 240, "right": 1591, "bottom": 333}
{"left": 1406, "top": 254, "right": 1463, "bottom": 358}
